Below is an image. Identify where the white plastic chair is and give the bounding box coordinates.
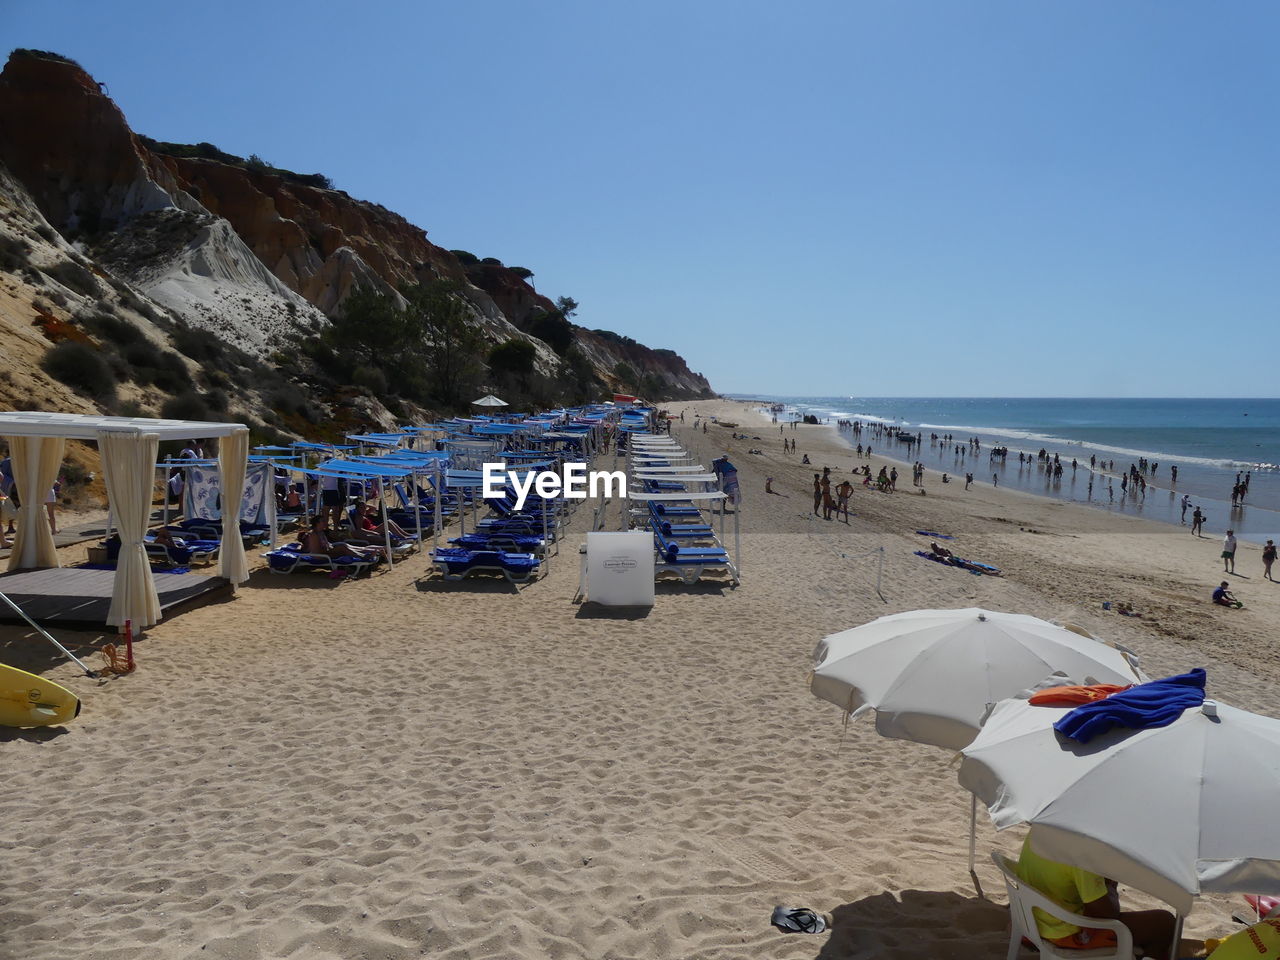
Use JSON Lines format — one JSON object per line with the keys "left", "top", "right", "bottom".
{"left": 991, "top": 852, "right": 1135, "bottom": 960}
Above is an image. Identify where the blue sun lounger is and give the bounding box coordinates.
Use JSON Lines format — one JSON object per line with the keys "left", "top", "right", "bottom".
{"left": 106, "top": 532, "right": 221, "bottom": 567}
{"left": 651, "top": 530, "right": 737, "bottom": 585}
{"left": 264, "top": 544, "right": 380, "bottom": 576}
{"left": 432, "top": 547, "right": 541, "bottom": 583}
{"left": 649, "top": 501, "right": 703, "bottom": 519}
{"left": 449, "top": 532, "right": 547, "bottom": 555}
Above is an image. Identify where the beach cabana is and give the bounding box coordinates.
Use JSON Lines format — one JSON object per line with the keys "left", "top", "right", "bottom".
{"left": 0, "top": 412, "right": 251, "bottom": 631}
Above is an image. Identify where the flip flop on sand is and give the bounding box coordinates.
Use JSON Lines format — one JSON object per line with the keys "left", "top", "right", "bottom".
{"left": 770, "top": 906, "right": 830, "bottom": 934}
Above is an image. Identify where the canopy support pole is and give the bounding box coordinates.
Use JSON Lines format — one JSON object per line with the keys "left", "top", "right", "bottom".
{"left": 411, "top": 470, "right": 423, "bottom": 548}
{"left": 433, "top": 465, "right": 441, "bottom": 556}
{"left": 378, "top": 478, "right": 392, "bottom": 563}
{"left": 733, "top": 500, "right": 741, "bottom": 580}
{"left": 0, "top": 589, "right": 95, "bottom": 676}
{"left": 161, "top": 467, "right": 170, "bottom": 530}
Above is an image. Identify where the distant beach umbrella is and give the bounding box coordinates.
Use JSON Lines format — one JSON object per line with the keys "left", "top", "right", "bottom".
{"left": 472, "top": 394, "right": 508, "bottom": 408}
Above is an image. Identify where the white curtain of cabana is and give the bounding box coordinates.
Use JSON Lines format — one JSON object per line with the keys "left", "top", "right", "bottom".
{"left": 5, "top": 434, "right": 65, "bottom": 571}
{"left": 98, "top": 431, "right": 162, "bottom": 629}
{"left": 218, "top": 428, "right": 250, "bottom": 584}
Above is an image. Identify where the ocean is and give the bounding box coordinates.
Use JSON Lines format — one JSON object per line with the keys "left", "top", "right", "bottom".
{"left": 740, "top": 397, "right": 1280, "bottom": 544}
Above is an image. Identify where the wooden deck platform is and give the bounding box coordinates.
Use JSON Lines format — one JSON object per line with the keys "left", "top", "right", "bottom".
{"left": 0, "top": 567, "right": 231, "bottom": 626}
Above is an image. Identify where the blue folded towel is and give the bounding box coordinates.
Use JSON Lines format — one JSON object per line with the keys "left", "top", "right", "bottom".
{"left": 1054, "top": 668, "right": 1206, "bottom": 743}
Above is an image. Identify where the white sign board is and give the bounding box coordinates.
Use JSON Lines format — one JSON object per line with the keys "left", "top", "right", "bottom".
{"left": 586, "top": 531, "right": 655, "bottom": 606}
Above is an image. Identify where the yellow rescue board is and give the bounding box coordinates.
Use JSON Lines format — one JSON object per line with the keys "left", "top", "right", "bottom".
{"left": 0, "top": 662, "right": 81, "bottom": 727}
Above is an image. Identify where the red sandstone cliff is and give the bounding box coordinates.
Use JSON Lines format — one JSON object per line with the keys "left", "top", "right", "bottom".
{"left": 0, "top": 49, "right": 713, "bottom": 407}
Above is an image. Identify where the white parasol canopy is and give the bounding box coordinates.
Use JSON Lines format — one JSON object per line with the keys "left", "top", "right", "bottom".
{"left": 810, "top": 608, "right": 1145, "bottom": 751}
{"left": 959, "top": 695, "right": 1280, "bottom": 915}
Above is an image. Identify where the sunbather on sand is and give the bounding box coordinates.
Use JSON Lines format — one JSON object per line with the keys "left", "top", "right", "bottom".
{"left": 1213, "top": 581, "right": 1243, "bottom": 608}
{"left": 929, "top": 542, "right": 953, "bottom": 559}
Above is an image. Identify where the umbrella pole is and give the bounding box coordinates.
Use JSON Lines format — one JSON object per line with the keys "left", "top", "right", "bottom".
{"left": 968, "top": 793, "right": 984, "bottom": 899}
{"left": 1167, "top": 915, "right": 1183, "bottom": 960}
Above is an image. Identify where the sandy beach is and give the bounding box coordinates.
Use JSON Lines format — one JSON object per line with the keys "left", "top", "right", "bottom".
{"left": 4, "top": 399, "right": 1278, "bottom": 960}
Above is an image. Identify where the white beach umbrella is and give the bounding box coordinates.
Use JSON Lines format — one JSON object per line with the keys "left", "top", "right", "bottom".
{"left": 472, "top": 394, "right": 508, "bottom": 408}
{"left": 810, "top": 608, "right": 1145, "bottom": 752}
{"left": 810, "top": 607, "right": 1145, "bottom": 894}
{"left": 958, "top": 694, "right": 1280, "bottom": 917}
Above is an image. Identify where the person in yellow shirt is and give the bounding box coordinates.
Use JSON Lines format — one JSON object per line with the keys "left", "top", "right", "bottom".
{"left": 1016, "top": 836, "right": 1175, "bottom": 957}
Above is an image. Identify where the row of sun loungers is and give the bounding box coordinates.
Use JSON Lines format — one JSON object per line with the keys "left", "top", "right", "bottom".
{"left": 627, "top": 441, "right": 739, "bottom": 586}
{"left": 424, "top": 475, "right": 570, "bottom": 584}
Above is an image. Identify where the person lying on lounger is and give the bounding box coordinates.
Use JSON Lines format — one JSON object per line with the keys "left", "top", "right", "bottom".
{"left": 152, "top": 527, "right": 185, "bottom": 549}
{"left": 303, "top": 515, "right": 383, "bottom": 562}
{"left": 349, "top": 501, "right": 411, "bottom": 542}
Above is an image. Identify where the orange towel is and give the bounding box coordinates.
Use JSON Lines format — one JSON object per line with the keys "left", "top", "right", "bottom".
{"left": 1029, "top": 683, "right": 1132, "bottom": 706}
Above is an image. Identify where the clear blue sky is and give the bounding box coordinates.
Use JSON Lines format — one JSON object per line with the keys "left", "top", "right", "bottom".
{"left": 9, "top": 1, "right": 1279, "bottom": 397}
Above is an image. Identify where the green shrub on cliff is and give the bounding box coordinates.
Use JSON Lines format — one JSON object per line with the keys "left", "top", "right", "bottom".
{"left": 44, "top": 259, "right": 99, "bottom": 297}
{"left": 321, "top": 281, "right": 484, "bottom": 410}
{"left": 489, "top": 340, "right": 536, "bottom": 381}
{"left": 42, "top": 341, "right": 116, "bottom": 401}
{"left": 10, "top": 49, "right": 82, "bottom": 67}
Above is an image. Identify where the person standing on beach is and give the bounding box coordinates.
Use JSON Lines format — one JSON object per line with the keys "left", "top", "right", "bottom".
{"left": 1180, "top": 494, "right": 1191, "bottom": 523}
{"left": 836, "top": 479, "right": 852, "bottom": 522}
{"left": 1191, "top": 507, "right": 1204, "bottom": 537}
{"left": 1263, "top": 539, "right": 1276, "bottom": 581}
{"left": 992, "top": 473, "right": 998, "bottom": 487}
{"left": 1222, "top": 530, "right": 1237, "bottom": 573}
{"left": 812, "top": 475, "right": 822, "bottom": 516}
